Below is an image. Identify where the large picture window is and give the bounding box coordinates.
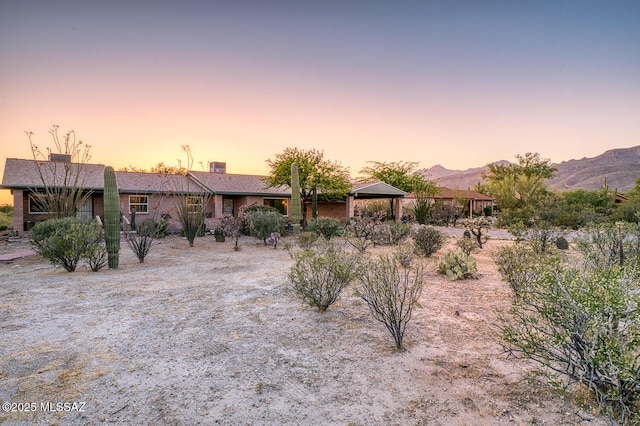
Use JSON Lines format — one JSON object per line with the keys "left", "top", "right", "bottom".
{"left": 129, "top": 195, "right": 149, "bottom": 214}
{"left": 264, "top": 198, "right": 288, "bottom": 216}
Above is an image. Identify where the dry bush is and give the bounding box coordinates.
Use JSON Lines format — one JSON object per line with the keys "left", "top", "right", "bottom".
{"left": 357, "top": 250, "right": 425, "bottom": 349}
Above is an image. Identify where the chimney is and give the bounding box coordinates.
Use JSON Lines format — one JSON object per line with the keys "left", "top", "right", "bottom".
{"left": 48, "top": 153, "right": 72, "bottom": 163}
{"left": 209, "top": 161, "right": 226, "bottom": 174}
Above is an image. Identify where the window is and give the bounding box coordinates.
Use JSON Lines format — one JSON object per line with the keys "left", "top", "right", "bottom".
{"left": 28, "top": 193, "right": 51, "bottom": 214}
{"left": 187, "top": 196, "right": 203, "bottom": 213}
{"left": 223, "top": 198, "right": 234, "bottom": 216}
{"left": 129, "top": 195, "right": 149, "bottom": 214}
{"left": 264, "top": 198, "right": 288, "bottom": 216}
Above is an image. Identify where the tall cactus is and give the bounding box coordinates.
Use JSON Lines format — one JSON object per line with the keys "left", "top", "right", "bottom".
{"left": 291, "top": 162, "right": 301, "bottom": 233}
{"left": 103, "top": 166, "right": 120, "bottom": 269}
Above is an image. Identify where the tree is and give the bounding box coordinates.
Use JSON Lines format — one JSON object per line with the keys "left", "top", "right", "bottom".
{"left": 263, "top": 148, "right": 351, "bottom": 229}
{"left": 27, "top": 125, "right": 93, "bottom": 218}
{"left": 358, "top": 161, "right": 429, "bottom": 220}
{"left": 483, "top": 153, "right": 556, "bottom": 225}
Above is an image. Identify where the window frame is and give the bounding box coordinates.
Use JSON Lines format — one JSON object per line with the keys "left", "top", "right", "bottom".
{"left": 128, "top": 195, "right": 149, "bottom": 214}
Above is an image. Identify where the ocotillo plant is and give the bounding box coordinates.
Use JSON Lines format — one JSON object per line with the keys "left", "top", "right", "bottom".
{"left": 291, "top": 162, "right": 301, "bottom": 233}
{"left": 103, "top": 166, "right": 120, "bottom": 269}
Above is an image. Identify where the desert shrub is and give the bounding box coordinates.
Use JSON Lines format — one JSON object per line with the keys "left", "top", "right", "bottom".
{"left": 248, "top": 210, "right": 286, "bottom": 245}
{"left": 554, "top": 236, "right": 569, "bottom": 250}
{"left": 0, "top": 206, "right": 12, "bottom": 231}
{"left": 288, "top": 243, "right": 360, "bottom": 312}
{"left": 345, "top": 215, "right": 382, "bottom": 253}
{"left": 494, "top": 244, "right": 561, "bottom": 297}
{"left": 85, "top": 242, "right": 108, "bottom": 272}
{"left": 573, "top": 223, "right": 640, "bottom": 272}
{"left": 412, "top": 226, "right": 444, "bottom": 257}
{"left": 497, "top": 261, "right": 640, "bottom": 424}
{"left": 30, "top": 217, "right": 102, "bottom": 272}
{"left": 527, "top": 226, "right": 561, "bottom": 254}
{"left": 239, "top": 204, "right": 281, "bottom": 235}
{"left": 456, "top": 236, "right": 478, "bottom": 257}
{"left": 154, "top": 217, "right": 169, "bottom": 237}
{"left": 357, "top": 249, "right": 425, "bottom": 349}
{"left": 308, "top": 217, "right": 343, "bottom": 240}
{"left": 296, "top": 231, "right": 319, "bottom": 250}
{"left": 219, "top": 215, "right": 242, "bottom": 250}
{"left": 358, "top": 199, "right": 389, "bottom": 218}
{"left": 374, "top": 221, "right": 411, "bottom": 246}
{"left": 437, "top": 250, "right": 477, "bottom": 280}
{"left": 125, "top": 219, "right": 159, "bottom": 263}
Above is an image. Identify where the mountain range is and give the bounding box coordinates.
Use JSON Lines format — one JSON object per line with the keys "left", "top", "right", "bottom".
{"left": 417, "top": 146, "right": 640, "bottom": 194}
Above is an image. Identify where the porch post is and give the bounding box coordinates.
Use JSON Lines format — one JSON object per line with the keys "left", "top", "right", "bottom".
{"left": 346, "top": 195, "right": 355, "bottom": 221}
{"left": 13, "top": 190, "right": 24, "bottom": 233}
{"left": 394, "top": 197, "right": 403, "bottom": 222}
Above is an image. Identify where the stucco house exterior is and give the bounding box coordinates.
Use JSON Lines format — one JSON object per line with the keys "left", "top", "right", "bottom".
{"left": 1, "top": 157, "right": 407, "bottom": 234}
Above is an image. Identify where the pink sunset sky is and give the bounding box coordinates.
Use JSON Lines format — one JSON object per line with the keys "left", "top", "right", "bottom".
{"left": 1, "top": 1, "right": 639, "bottom": 205}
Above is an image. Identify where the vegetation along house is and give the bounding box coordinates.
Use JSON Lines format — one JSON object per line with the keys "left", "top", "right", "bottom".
{"left": 1, "top": 157, "right": 408, "bottom": 234}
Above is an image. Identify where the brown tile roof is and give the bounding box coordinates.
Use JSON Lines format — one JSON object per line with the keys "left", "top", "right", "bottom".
{"left": 1, "top": 158, "right": 105, "bottom": 189}
{"left": 189, "top": 171, "right": 291, "bottom": 196}
{"left": 1, "top": 158, "right": 197, "bottom": 194}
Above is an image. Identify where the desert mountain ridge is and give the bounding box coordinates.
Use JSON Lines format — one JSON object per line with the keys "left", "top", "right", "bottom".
{"left": 417, "top": 146, "right": 640, "bottom": 193}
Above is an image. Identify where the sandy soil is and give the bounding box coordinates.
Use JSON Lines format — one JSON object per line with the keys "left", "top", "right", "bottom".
{"left": 0, "top": 230, "right": 607, "bottom": 425}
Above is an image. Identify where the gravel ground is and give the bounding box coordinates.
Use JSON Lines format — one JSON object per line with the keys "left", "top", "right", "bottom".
{"left": 0, "top": 230, "right": 606, "bottom": 425}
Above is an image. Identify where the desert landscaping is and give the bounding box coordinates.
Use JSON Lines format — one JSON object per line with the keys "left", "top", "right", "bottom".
{"left": 0, "top": 228, "right": 609, "bottom": 426}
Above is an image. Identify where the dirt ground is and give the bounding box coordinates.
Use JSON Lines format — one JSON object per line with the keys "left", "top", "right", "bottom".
{"left": 0, "top": 230, "right": 607, "bottom": 425}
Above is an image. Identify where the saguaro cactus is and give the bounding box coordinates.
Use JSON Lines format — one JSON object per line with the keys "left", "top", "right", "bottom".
{"left": 291, "top": 162, "right": 301, "bottom": 233}
{"left": 103, "top": 166, "right": 120, "bottom": 269}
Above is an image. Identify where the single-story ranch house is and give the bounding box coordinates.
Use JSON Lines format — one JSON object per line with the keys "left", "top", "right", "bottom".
{"left": 1, "top": 157, "right": 409, "bottom": 234}
{"left": 2, "top": 157, "right": 496, "bottom": 234}
{"left": 403, "top": 187, "right": 495, "bottom": 218}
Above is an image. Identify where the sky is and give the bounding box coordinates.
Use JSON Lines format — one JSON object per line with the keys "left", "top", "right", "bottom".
{"left": 1, "top": 0, "right": 639, "bottom": 205}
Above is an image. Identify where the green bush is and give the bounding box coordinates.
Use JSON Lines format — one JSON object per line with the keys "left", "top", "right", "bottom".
{"left": 288, "top": 243, "right": 360, "bottom": 312}
{"left": 239, "top": 204, "right": 281, "bottom": 235}
{"left": 456, "top": 236, "right": 478, "bottom": 257}
{"left": 30, "top": 217, "right": 102, "bottom": 272}
{"left": 296, "top": 231, "right": 319, "bottom": 250}
{"left": 437, "top": 250, "right": 477, "bottom": 280}
{"left": 308, "top": 217, "right": 343, "bottom": 240}
{"left": 374, "top": 221, "right": 411, "bottom": 246}
{"left": 412, "top": 226, "right": 444, "bottom": 257}
{"left": 494, "top": 245, "right": 561, "bottom": 297}
{"left": 248, "top": 210, "right": 286, "bottom": 245}
{"left": 498, "top": 260, "right": 640, "bottom": 423}
{"left": 554, "top": 236, "right": 569, "bottom": 250}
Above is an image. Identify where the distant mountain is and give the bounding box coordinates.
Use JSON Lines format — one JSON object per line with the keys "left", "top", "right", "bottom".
{"left": 417, "top": 146, "right": 640, "bottom": 193}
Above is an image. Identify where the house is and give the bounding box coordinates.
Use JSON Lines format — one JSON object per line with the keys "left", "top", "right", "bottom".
{"left": 403, "top": 187, "right": 495, "bottom": 218}
{"left": 1, "top": 158, "right": 407, "bottom": 233}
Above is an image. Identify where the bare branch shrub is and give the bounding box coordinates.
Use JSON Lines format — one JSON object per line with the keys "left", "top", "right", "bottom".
{"left": 27, "top": 125, "right": 93, "bottom": 218}
{"left": 357, "top": 250, "right": 425, "bottom": 349}
{"left": 288, "top": 242, "right": 360, "bottom": 312}
{"left": 345, "top": 214, "right": 382, "bottom": 252}
{"left": 125, "top": 218, "right": 158, "bottom": 263}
